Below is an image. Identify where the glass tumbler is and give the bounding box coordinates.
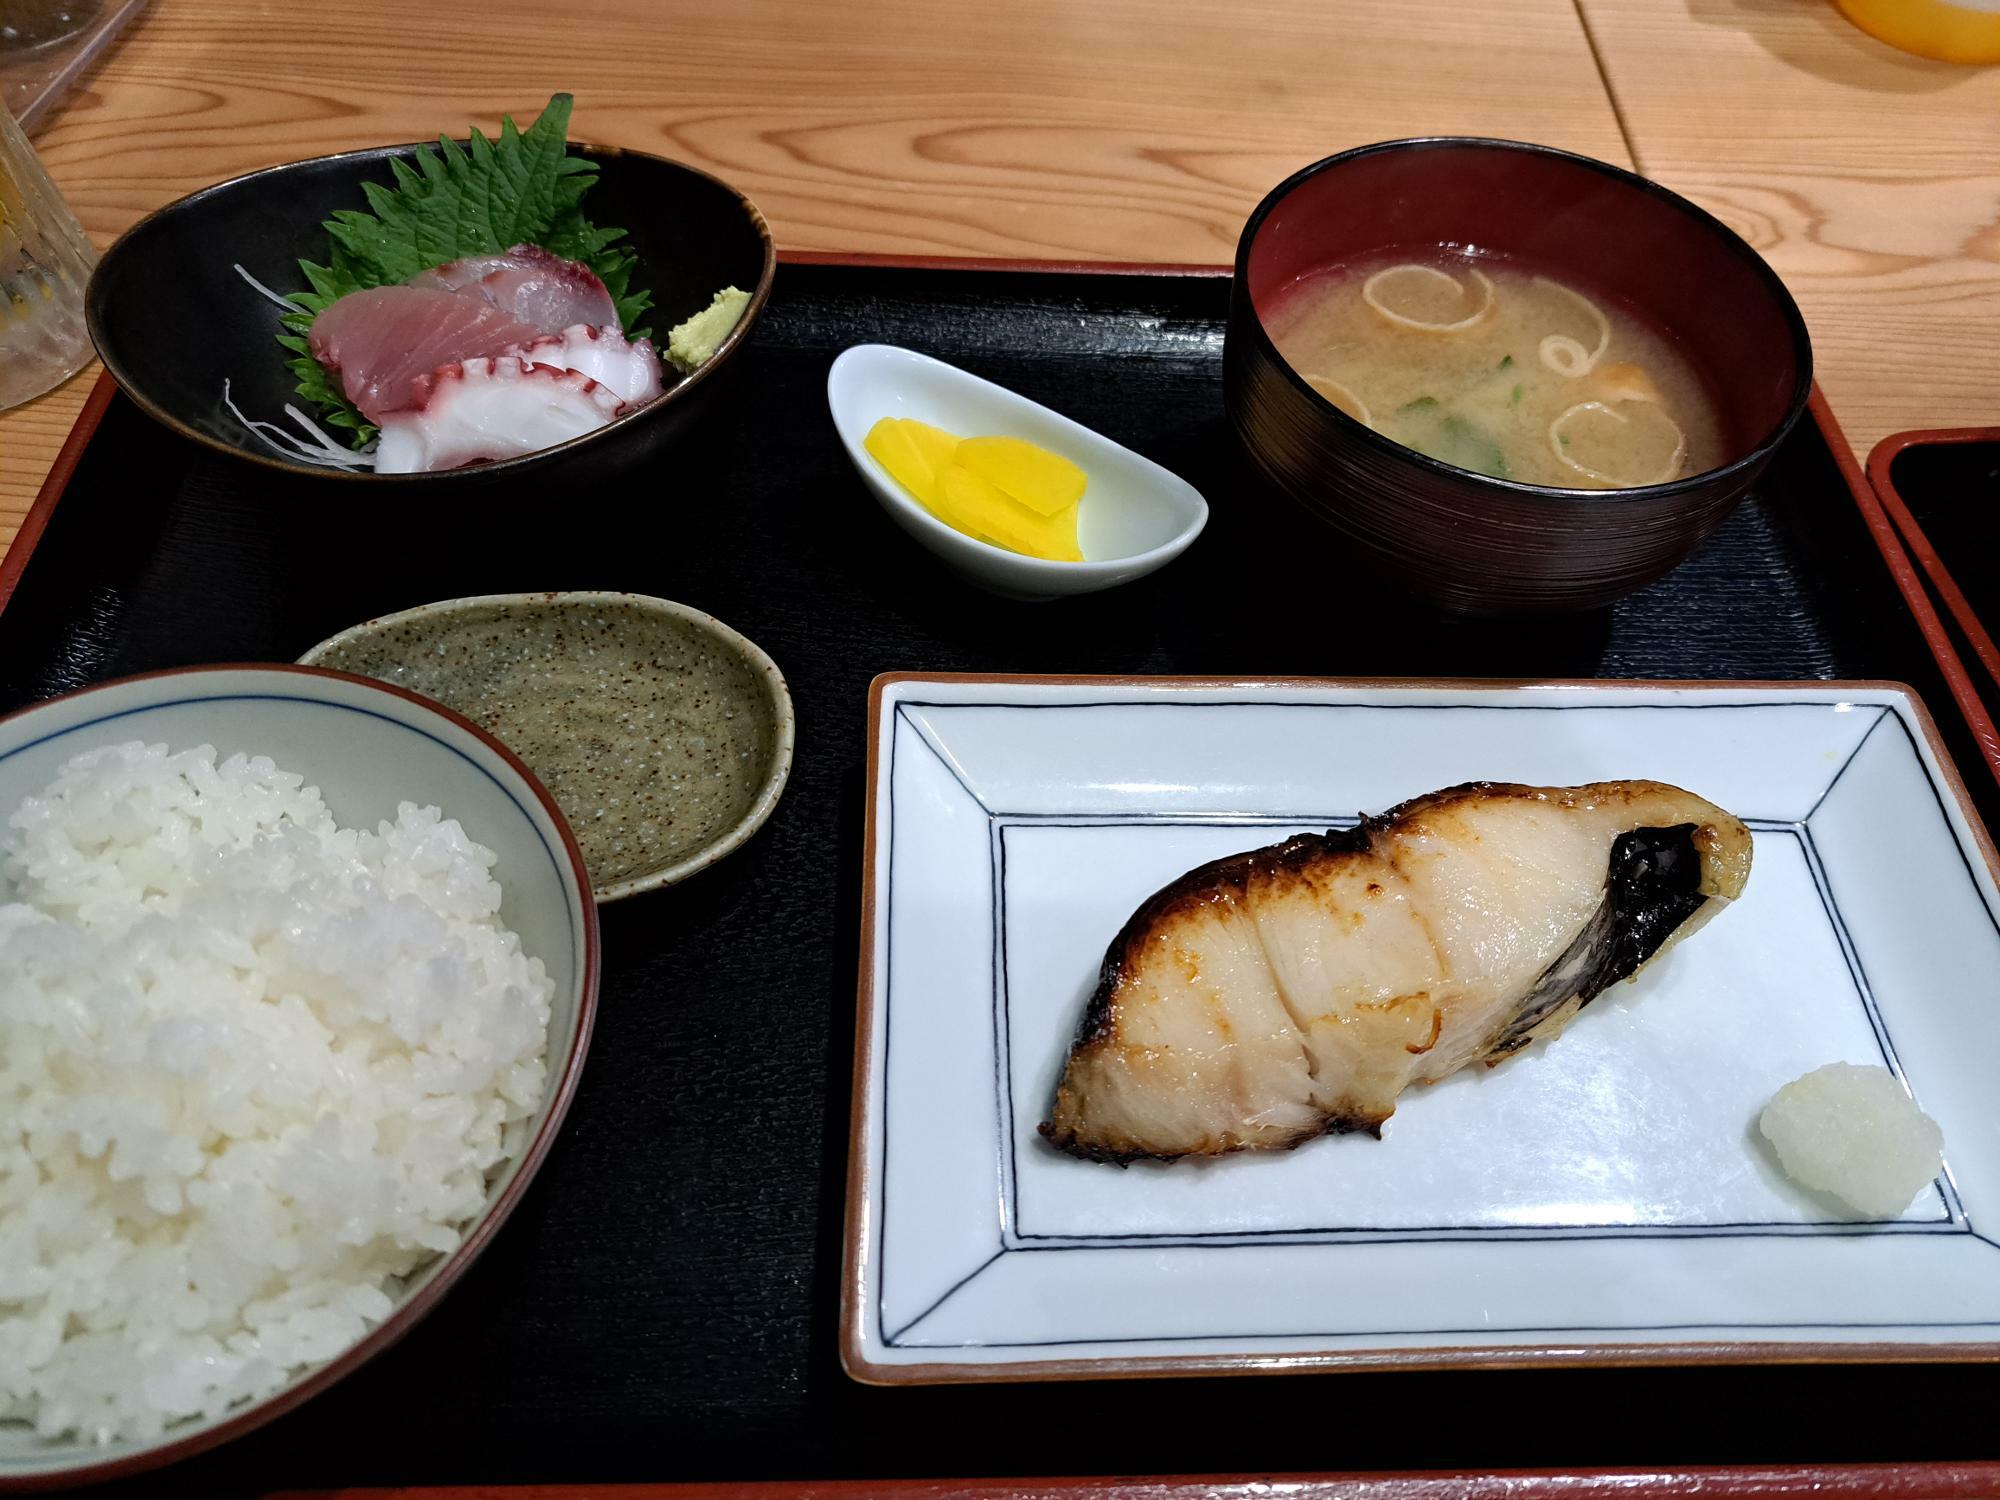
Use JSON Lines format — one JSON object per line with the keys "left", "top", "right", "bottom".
{"left": 0, "top": 101, "right": 95, "bottom": 410}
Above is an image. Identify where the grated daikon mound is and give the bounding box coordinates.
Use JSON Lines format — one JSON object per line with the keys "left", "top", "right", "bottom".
{"left": 1758, "top": 1062, "right": 1944, "bottom": 1219}
{"left": 0, "top": 741, "right": 552, "bottom": 1445}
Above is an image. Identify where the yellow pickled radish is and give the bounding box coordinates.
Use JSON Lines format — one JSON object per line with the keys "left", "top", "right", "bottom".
{"left": 1041, "top": 502, "right": 1081, "bottom": 554}
{"left": 864, "top": 417, "right": 941, "bottom": 499}
{"left": 863, "top": 415, "right": 1088, "bottom": 563}
{"left": 900, "top": 418, "right": 960, "bottom": 476}
{"left": 933, "top": 462, "right": 1083, "bottom": 561}
{"left": 954, "top": 435, "right": 1086, "bottom": 517}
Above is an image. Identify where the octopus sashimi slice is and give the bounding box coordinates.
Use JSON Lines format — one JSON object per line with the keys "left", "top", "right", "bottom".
{"left": 408, "top": 243, "right": 619, "bottom": 334}
{"left": 1041, "top": 780, "right": 1753, "bottom": 1164}
{"left": 372, "top": 356, "right": 624, "bottom": 473}
{"left": 307, "top": 286, "right": 544, "bottom": 422}
{"left": 511, "top": 324, "right": 663, "bottom": 406}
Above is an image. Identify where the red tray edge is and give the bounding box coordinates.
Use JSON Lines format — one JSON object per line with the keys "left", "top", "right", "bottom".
{"left": 1841, "top": 416, "right": 2000, "bottom": 794}
{"left": 261, "top": 1459, "right": 2000, "bottom": 1499}
{"left": 0, "top": 367, "right": 116, "bottom": 617}
{"left": 778, "top": 249, "right": 1232, "bottom": 277}
{"left": 1865, "top": 426, "right": 2000, "bottom": 742}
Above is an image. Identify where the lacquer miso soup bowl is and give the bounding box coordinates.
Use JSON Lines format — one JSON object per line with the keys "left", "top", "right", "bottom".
{"left": 1223, "top": 138, "right": 1813, "bottom": 614}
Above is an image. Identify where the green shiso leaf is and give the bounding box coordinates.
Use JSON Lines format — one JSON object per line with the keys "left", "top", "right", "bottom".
{"left": 274, "top": 93, "right": 653, "bottom": 449}
{"left": 277, "top": 332, "right": 377, "bottom": 446}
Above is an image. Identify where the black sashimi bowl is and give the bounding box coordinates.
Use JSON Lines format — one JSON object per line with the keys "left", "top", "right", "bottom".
{"left": 85, "top": 142, "right": 775, "bottom": 486}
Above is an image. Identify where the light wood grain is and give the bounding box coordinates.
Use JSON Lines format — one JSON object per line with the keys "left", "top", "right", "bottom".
{"left": 0, "top": 0, "right": 1629, "bottom": 556}
{"left": 1579, "top": 0, "right": 2000, "bottom": 455}
{"left": 0, "top": 368, "right": 92, "bottom": 553}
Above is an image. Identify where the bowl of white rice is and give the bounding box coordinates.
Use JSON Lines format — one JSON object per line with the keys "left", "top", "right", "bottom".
{"left": 0, "top": 665, "right": 599, "bottom": 1489}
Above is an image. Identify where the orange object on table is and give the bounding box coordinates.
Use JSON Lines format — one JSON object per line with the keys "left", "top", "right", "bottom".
{"left": 1835, "top": 0, "right": 2000, "bottom": 62}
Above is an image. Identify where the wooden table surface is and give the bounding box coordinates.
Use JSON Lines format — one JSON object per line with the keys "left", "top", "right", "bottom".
{"left": 2, "top": 0, "right": 1996, "bottom": 564}
{"left": 1586, "top": 0, "right": 2000, "bottom": 465}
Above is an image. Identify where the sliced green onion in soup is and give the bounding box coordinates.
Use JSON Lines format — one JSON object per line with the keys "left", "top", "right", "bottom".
{"left": 1396, "top": 402, "right": 1509, "bottom": 480}
{"left": 1532, "top": 277, "right": 1612, "bottom": 379}
{"left": 1548, "top": 399, "right": 1687, "bottom": 486}
{"left": 1360, "top": 263, "right": 1495, "bottom": 333}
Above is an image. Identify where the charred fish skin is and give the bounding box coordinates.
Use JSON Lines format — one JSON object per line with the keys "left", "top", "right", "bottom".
{"left": 1485, "top": 822, "right": 1707, "bottom": 1058}
{"left": 1039, "top": 781, "right": 1752, "bottom": 1167}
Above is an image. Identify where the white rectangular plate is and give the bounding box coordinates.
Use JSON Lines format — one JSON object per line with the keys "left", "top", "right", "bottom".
{"left": 842, "top": 676, "right": 2000, "bottom": 1382}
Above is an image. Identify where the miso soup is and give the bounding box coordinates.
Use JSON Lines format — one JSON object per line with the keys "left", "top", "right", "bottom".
{"left": 1267, "top": 250, "right": 1726, "bottom": 490}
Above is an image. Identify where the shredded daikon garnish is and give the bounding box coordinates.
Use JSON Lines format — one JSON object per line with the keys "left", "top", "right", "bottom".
{"left": 233, "top": 263, "right": 302, "bottom": 315}
{"left": 221, "top": 380, "right": 377, "bottom": 471}
{"left": 1361, "top": 264, "right": 1494, "bottom": 333}
{"left": 227, "top": 265, "right": 377, "bottom": 469}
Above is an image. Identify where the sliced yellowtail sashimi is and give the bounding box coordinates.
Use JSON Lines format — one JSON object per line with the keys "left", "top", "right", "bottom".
{"left": 408, "top": 242, "right": 620, "bottom": 333}
{"left": 1549, "top": 399, "right": 1688, "bottom": 487}
{"left": 1360, "top": 263, "right": 1495, "bottom": 333}
{"left": 373, "top": 356, "right": 624, "bottom": 474}
{"left": 1041, "top": 780, "right": 1752, "bottom": 1164}
{"left": 308, "top": 250, "right": 653, "bottom": 429}
{"left": 308, "top": 286, "right": 546, "bottom": 422}
{"left": 513, "top": 324, "right": 664, "bottom": 406}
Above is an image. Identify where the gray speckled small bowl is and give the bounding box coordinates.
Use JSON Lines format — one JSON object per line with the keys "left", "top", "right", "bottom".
{"left": 300, "top": 592, "right": 794, "bottom": 901}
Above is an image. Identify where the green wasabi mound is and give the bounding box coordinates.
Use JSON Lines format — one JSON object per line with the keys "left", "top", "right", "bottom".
{"left": 666, "top": 286, "right": 751, "bottom": 374}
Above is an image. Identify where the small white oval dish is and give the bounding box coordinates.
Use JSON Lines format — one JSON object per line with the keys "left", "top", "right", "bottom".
{"left": 826, "top": 343, "right": 1209, "bottom": 600}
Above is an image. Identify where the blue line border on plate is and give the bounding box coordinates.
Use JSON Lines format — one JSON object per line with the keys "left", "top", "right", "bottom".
{"left": 877, "top": 709, "right": 901, "bottom": 1354}
{"left": 873, "top": 694, "right": 2000, "bottom": 1351}
{"left": 893, "top": 1308, "right": 2000, "bottom": 1352}
{"left": 998, "top": 818, "right": 1958, "bottom": 1245}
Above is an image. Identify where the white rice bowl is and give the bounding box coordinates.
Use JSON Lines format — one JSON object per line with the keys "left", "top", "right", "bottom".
{"left": 0, "top": 740, "right": 555, "bottom": 1447}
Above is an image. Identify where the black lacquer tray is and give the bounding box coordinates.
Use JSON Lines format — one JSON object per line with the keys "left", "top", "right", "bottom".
{"left": 5, "top": 261, "right": 1998, "bottom": 1498}
{"left": 1867, "top": 425, "right": 2000, "bottom": 785}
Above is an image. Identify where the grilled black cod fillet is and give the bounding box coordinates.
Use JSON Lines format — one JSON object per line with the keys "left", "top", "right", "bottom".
{"left": 1040, "top": 781, "right": 1753, "bottom": 1164}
